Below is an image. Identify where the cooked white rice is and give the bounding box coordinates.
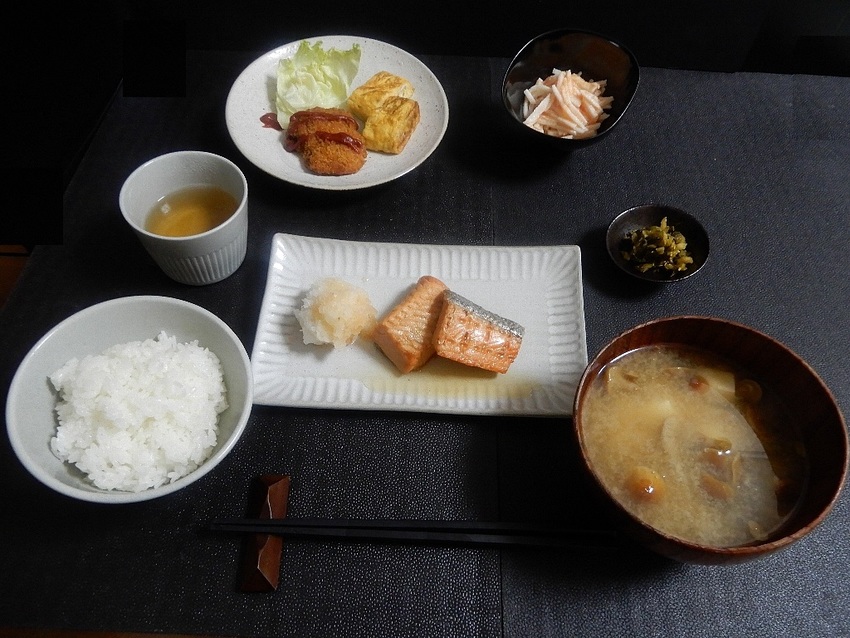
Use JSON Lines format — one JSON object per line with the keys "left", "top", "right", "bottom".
{"left": 49, "top": 331, "right": 228, "bottom": 492}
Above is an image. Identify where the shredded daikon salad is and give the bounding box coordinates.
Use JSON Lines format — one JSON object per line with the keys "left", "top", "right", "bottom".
{"left": 522, "top": 69, "right": 613, "bottom": 139}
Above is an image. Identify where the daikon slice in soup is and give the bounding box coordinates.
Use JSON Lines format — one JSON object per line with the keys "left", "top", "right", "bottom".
{"left": 580, "top": 344, "right": 809, "bottom": 548}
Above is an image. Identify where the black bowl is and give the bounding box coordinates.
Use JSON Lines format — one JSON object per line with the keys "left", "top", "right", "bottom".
{"left": 502, "top": 28, "right": 640, "bottom": 148}
{"left": 607, "top": 204, "right": 710, "bottom": 282}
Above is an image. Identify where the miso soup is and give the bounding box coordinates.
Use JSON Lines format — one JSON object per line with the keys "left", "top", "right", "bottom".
{"left": 580, "top": 345, "right": 808, "bottom": 548}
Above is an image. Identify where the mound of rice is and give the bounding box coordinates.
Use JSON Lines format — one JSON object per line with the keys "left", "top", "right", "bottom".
{"left": 49, "top": 331, "right": 228, "bottom": 492}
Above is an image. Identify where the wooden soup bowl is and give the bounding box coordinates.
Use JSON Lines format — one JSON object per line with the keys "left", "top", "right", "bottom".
{"left": 573, "top": 316, "right": 848, "bottom": 564}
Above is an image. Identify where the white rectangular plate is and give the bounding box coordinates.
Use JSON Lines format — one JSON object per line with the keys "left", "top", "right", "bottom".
{"left": 251, "top": 233, "right": 587, "bottom": 416}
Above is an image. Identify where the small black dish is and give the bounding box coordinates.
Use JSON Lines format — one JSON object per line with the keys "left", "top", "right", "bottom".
{"left": 502, "top": 28, "right": 640, "bottom": 149}
{"left": 607, "top": 204, "right": 710, "bottom": 282}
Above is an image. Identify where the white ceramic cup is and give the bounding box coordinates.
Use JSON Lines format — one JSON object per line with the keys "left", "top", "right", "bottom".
{"left": 119, "top": 150, "right": 248, "bottom": 285}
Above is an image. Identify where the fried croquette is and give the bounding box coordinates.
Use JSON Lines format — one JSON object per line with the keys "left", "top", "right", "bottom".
{"left": 301, "top": 129, "right": 367, "bottom": 175}
{"left": 284, "top": 107, "right": 367, "bottom": 175}
{"left": 284, "top": 107, "right": 358, "bottom": 151}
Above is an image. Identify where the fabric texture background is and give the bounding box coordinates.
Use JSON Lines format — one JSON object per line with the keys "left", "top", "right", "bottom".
{"left": 1, "top": 51, "right": 848, "bottom": 637}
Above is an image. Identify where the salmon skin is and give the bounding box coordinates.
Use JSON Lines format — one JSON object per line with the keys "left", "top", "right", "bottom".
{"left": 373, "top": 275, "right": 449, "bottom": 373}
{"left": 433, "top": 290, "right": 524, "bottom": 374}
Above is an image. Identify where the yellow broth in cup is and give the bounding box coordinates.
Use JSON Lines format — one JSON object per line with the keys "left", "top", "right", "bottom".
{"left": 145, "top": 185, "right": 238, "bottom": 237}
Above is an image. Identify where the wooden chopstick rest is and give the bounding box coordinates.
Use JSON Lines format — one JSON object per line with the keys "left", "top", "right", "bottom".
{"left": 239, "top": 474, "right": 290, "bottom": 592}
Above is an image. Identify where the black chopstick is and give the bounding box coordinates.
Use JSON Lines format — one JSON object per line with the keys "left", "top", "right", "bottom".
{"left": 208, "top": 518, "right": 622, "bottom": 549}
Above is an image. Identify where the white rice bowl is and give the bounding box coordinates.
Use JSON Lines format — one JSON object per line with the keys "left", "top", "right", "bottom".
{"left": 5, "top": 296, "right": 253, "bottom": 503}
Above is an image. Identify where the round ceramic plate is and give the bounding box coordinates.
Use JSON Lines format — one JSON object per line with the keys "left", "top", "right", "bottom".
{"left": 225, "top": 35, "right": 449, "bottom": 190}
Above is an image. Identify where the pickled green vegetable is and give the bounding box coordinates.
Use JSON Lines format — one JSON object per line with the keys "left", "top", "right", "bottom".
{"left": 621, "top": 217, "right": 694, "bottom": 276}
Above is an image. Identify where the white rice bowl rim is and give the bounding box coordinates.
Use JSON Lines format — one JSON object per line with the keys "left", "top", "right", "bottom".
{"left": 6, "top": 295, "right": 253, "bottom": 504}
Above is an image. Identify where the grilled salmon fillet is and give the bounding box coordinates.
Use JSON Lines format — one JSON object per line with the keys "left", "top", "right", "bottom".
{"left": 373, "top": 275, "right": 448, "bottom": 373}
{"left": 432, "top": 290, "right": 524, "bottom": 374}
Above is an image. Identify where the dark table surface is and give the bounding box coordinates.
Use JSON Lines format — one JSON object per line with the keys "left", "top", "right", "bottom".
{"left": 2, "top": 48, "right": 849, "bottom": 637}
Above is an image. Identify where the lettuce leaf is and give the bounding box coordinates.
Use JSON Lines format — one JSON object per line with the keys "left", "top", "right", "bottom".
{"left": 275, "top": 40, "right": 362, "bottom": 127}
